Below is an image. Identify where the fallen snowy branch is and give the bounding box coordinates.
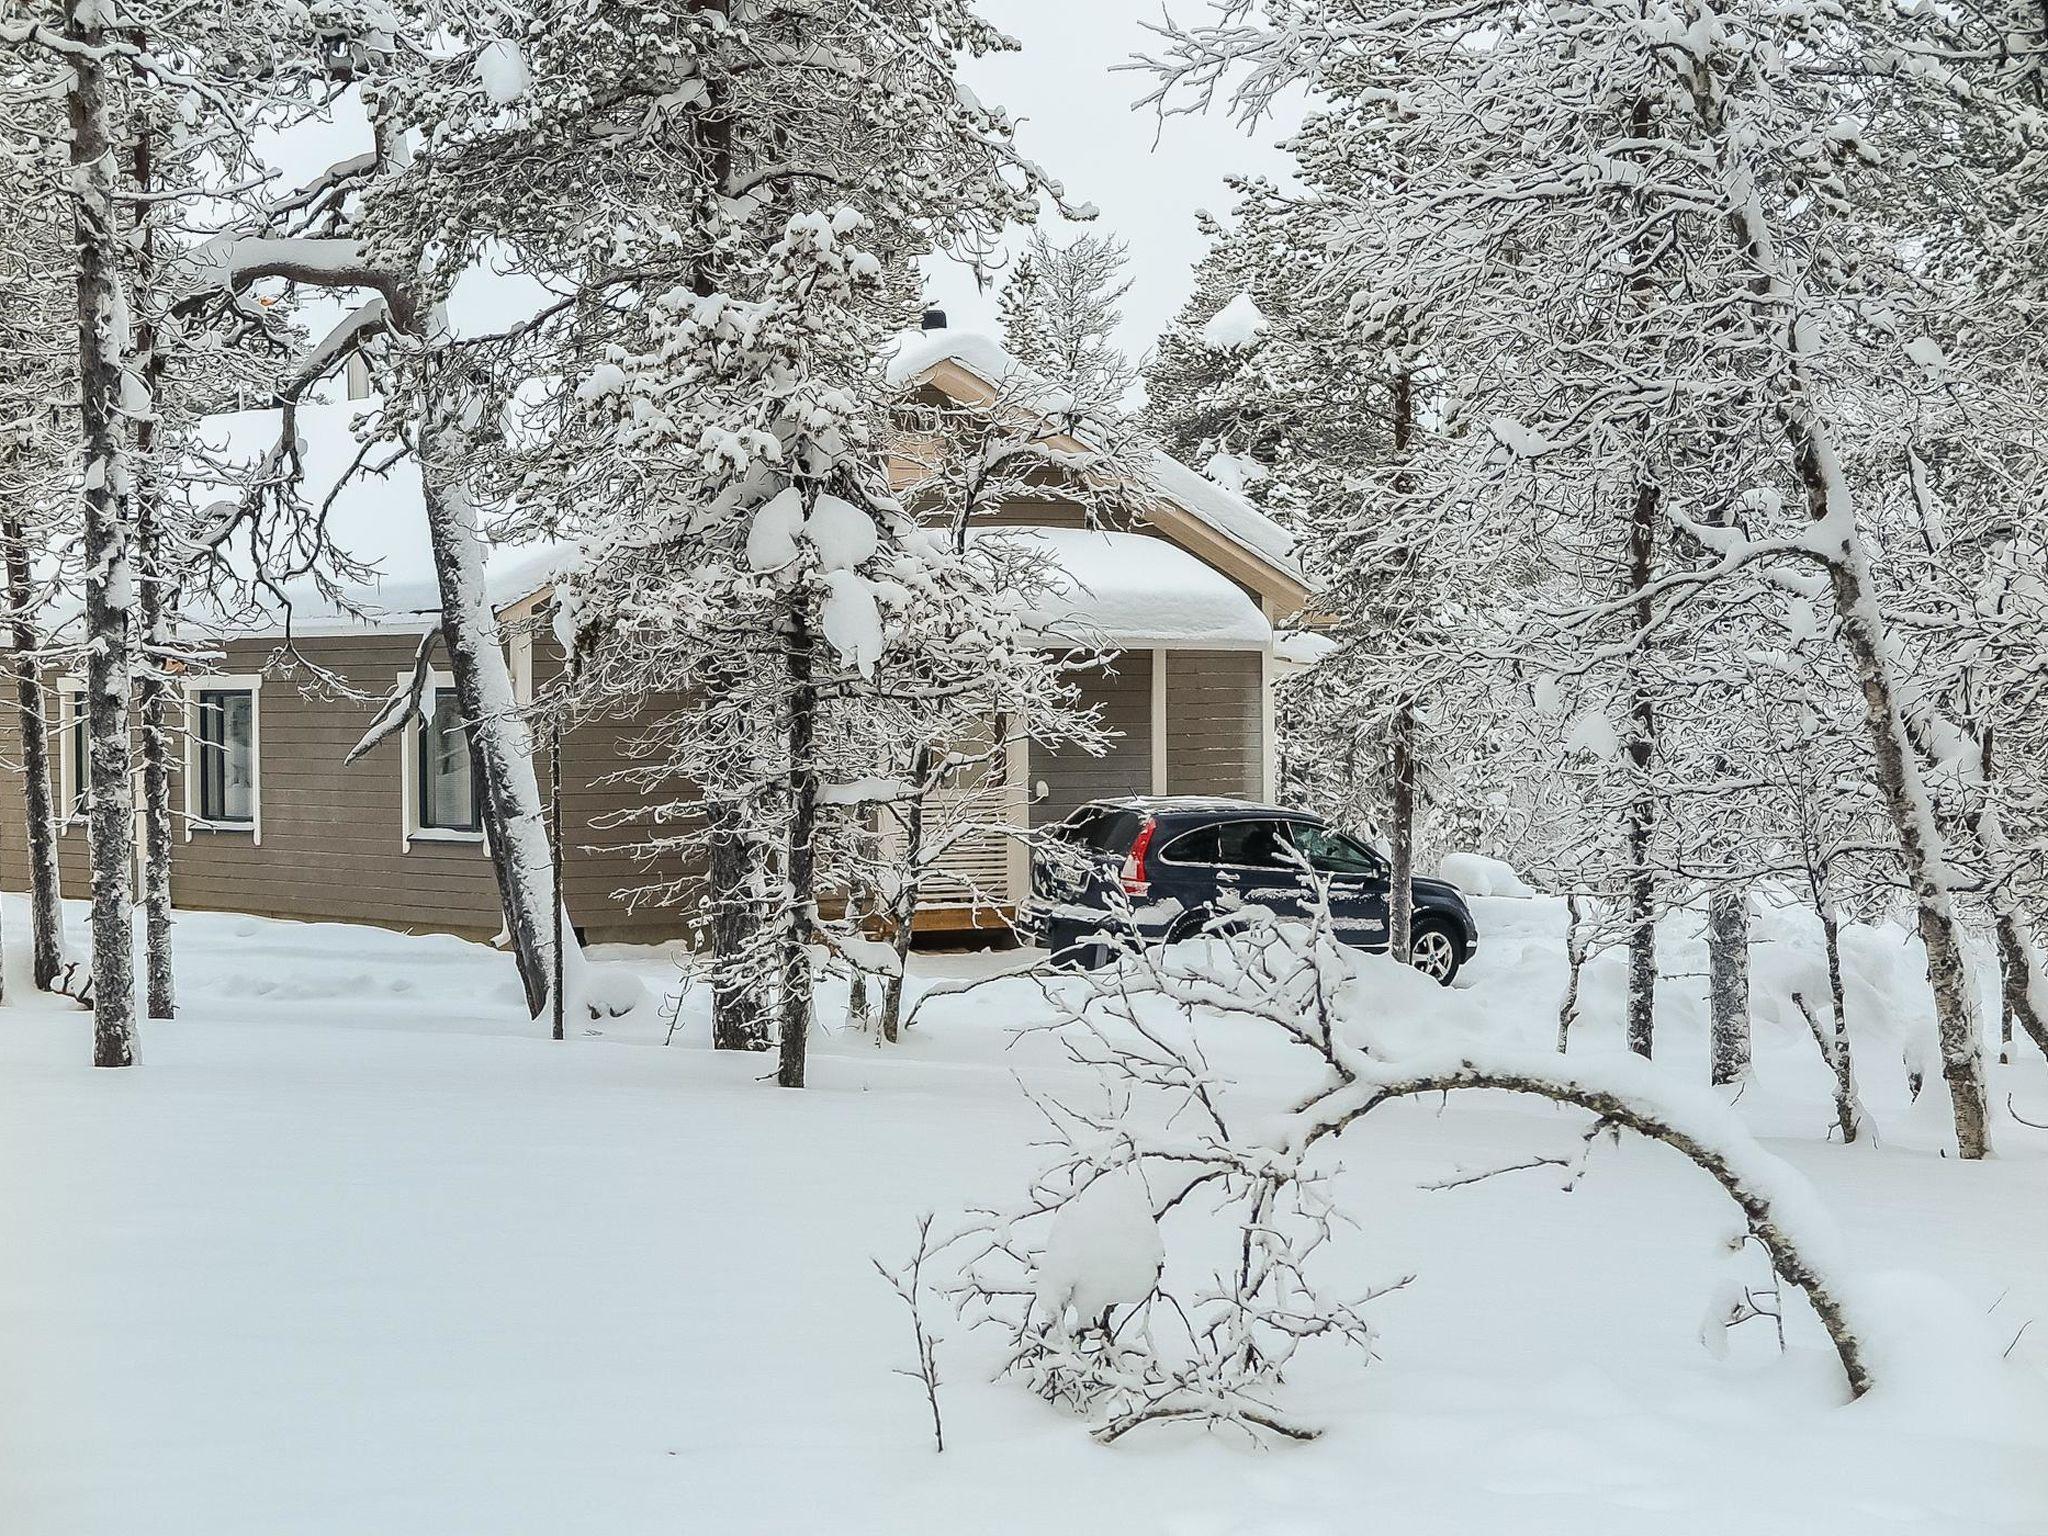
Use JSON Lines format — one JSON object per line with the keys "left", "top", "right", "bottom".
{"left": 949, "top": 904, "right": 1882, "bottom": 1447}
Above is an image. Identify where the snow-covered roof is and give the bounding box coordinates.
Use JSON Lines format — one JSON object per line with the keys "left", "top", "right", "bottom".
{"left": 1274, "top": 629, "right": 1339, "bottom": 667}
{"left": 989, "top": 527, "right": 1270, "bottom": 649}
{"left": 180, "top": 399, "right": 561, "bottom": 635}
{"left": 188, "top": 327, "right": 1296, "bottom": 642}
{"left": 886, "top": 328, "right": 1301, "bottom": 580}
{"left": 1141, "top": 448, "right": 1296, "bottom": 568}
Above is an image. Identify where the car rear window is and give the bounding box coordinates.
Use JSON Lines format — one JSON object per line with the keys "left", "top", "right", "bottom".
{"left": 1049, "top": 807, "right": 1146, "bottom": 853}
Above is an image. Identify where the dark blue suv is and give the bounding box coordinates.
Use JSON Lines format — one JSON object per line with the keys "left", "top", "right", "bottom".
{"left": 1023, "top": 797, "right": 1480, "bottom": 983}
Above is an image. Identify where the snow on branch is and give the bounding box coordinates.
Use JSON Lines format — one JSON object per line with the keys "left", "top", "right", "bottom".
{"left": 942, "top": 898, "right": 1893, "bottom": 1444}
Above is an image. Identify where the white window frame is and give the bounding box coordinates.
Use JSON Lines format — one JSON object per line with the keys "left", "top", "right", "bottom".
{"left": 402, "top": 669, "right": 486, "bottom": 849}
{"left": 182, "top": 675, "right": 263, "bottom": 843}
{"left": 56, "top": 677, "right": 88, "bottom": 830}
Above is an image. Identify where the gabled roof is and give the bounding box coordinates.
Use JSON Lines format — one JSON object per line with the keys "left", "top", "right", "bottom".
{"left": 885, "top": 329, "right": 1309, "bottom": 613}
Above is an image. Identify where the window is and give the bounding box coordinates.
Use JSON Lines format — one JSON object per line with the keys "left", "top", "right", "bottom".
{"left": 1160, "top": 819, "right": 1294, "bottom": 869}
{"left": 195, "top": 690, "right": 256, "bottom": 824}
{"left": 67, "top": 691, "right": 88, "bottom": 819}
{"left": 1287, "top": 823, "right": 1384, "bottom": 877}
{"left": 183, "top": 677, "right": 261, "bottom": 839}
{"left": 417, "top": 688, "right": 479, "bottom": 833}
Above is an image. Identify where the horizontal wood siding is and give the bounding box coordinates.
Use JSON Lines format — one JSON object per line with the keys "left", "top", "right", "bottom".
{"left": 536, "top": 647, "right": 702, "bottom": 944}
{"left": 1165, "top": 649, "right": 1263, "bottom": 800}
{"left": 1030, "top": 650, "right": 1151, "bottom": 829}
{"left": 0, "top": 629, "right": 1266, "bottom": 945}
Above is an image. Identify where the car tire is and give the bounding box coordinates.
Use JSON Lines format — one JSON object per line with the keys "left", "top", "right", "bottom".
{"left": 1408, "top": 921, "right": 1463, "bottom": 986}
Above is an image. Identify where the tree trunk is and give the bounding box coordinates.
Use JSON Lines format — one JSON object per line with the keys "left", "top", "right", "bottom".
{"left": 878, "top": 743, "right": 935, "bottom": 1045}
{"left": 1721, "top": 148, "right": 1990, "bottom": 1157}
{"left": 1815, "top": 545, "right": 1987, "bottom": 1156}
{"left": 4, "top": 515, "right": 67, "bottom": 990}
{"left": 1819, "top": 904, "right": 1860, "bottom": 1144}
{"left": 1624, "top": 479, "right": 1659, "bottom": 1059}
{"left": 1991, "top": 913, "right": 2048, "bottom": 1066}
{"left": 415, "top": 371, "right": 560, "bottom": 1020}
{"left": 136, "top": 503, "right": 175, "bottom": 1020}
{"left": 1387, "top": 702, "right": 1415, "bottom": 965}
{"left": 1707, "top": 886, "right": 1750, "bottom": 1086}
{"left": 707, "top": 797, "right": 773, "bottom": 1050}
{"left": 1971, "top": 749, "right": 2048, "bottom": 1065}
{"left": 132, "top": 120, "right": 174, "bottom": 1021}
{"left": 69, "top": 0, "right": 137, "bottom": 1065}
{"left": 1558, "top": 891, "right": 1588, "bottom": 1053}
{"left": 777, "top": 612, "right": 819, "bottom": 1088}
{"left": 550, "top": 719, "right": 565, "bottom": 1042}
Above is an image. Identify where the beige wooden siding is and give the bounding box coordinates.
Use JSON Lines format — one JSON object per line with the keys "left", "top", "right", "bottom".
{"left": 536, "top": 650, "right": 702, "bottom": 944}
{"left": 1164, "top": 649, "right": 1264, "bottom": 800}
{"left": 0, "top": 634, "right": 510, "bottom": 936}
{"left": 1029, "top": 650, "right": 1152, "bottom": 829}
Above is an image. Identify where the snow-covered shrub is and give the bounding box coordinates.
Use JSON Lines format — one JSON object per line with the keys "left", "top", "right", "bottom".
{"left": 951, "top": 896, "right": 1910, "bottom": 1442}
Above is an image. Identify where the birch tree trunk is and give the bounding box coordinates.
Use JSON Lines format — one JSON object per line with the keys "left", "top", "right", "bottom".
{"left": 1990, "top": 910, "right": 2048, "bottom": 1066}
{"left": 777, "top": 613, "right": 819, "bottom": 1088}
{"left": 3, "top": 514, "right": 67, "bottom": 990}
{"left": 1719, "top": 142, "right": 1990, "bottom": 1156}
{"left": 1818, "top": 904, "right": 1860, "bottom": 1144}
{"left": 1557, "top": 891, "right": 1588, "bottom": 1053}
{"left": 416, "top": 374, "right": 556, "bottom": 1019}
{"left": 878, "top": 743, "right": 934, "bottom": 1045}
{"left": 1707, "top": 886, "right": 1750, "bottom": 1086}
{"left": 1624, "top": 479, "right": 1660, "bottom": 1059}
{"left": 1972, "top": 744, "right": 2048, "bottom": 1064}
{"left": 69, "top": 0, "right": 137, "bottom": 1065}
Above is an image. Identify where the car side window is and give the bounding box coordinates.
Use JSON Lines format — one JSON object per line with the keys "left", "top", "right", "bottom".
{"left": 1213, "top": 819, "right": 1295, "bottom": 869}
{"left": 1159, "top": 826, "right": 1221, "bottom": 864}
{"left": 1160, "top": 821, "right": 1294, "bottom": 868}
{"left": 1288, "top": 823, "right": 1384, "bottom": 876}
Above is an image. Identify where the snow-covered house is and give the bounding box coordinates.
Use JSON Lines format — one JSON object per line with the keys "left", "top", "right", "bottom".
{"left": 0, "top": 332, "right": 1307, "bottom": 942}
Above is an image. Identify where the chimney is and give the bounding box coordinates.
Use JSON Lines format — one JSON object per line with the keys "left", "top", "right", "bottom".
{"left": 920, "top": 306, "right": 947, "bottom": 332}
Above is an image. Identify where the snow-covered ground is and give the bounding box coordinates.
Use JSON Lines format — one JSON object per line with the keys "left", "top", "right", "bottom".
{"left": 2, "top": 892, "right": 2045, "bottom": 1535}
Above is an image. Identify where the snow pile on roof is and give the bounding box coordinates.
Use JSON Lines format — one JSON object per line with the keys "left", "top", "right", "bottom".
{"left": 1142, "top": 448, "right": 1296, "bottom": 567}
{"left": 182, "top": 400, "right": 560, "bottom": 633}
{"left": 1274, "top": 629, "right": 1338, "bottom": 667}
{"left": 883, "top": 328, "right": 1031, "bottom": 396}
{"left": 1200, "top": 292, "right": 1268, "bottom": 352}
{"left": 986, "top": 527, "right": 1271, "bottom": 649}
{"left": 1202, "top": 450, "right": 1266, "bottom": 496}
{"left": 886, "top": 328, "right": 1300, "bottom": 578}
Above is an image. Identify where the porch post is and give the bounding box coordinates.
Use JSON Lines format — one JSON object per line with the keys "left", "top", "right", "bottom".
{"left": 1260, "top": 597, "right": 1279, "bottom": 803}
{"left": 1004, "top": 711, "right": 1030, "bottom": 902}
{"left": 1150, "top": 647, "right": 1168, "bottom": 795}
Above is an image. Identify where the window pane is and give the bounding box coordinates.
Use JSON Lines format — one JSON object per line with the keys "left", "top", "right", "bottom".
{"left": 71, "top": 695, "right": 89, "bottom": 812}
{"left": 1289, "top": 823, "right": 1380, "bottom": 875}
{"left": 197, "top": 691, "right": 255, "bottom": 823}
{"left": 421, "top": 692, "right": 476, "bottom": 831}
{"left": 1160, "top": 826, "right": 1221, "bottom": 865}
{"left": 1212, "top": 820, "right": 1293, "bottom": 869}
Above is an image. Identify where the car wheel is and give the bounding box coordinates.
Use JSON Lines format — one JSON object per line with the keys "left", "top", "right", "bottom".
{"left": 1409, "top": 923, "right": 1462, "bottom": 985}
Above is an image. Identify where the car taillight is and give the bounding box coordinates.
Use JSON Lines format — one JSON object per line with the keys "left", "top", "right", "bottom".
{"left": 1119, "top": 818, "right": 1156, "bottom": 897}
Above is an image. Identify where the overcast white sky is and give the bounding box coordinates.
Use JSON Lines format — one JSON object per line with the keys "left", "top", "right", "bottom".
{"left": 919, "top": 0, "right": 1299, "bottom": 368}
